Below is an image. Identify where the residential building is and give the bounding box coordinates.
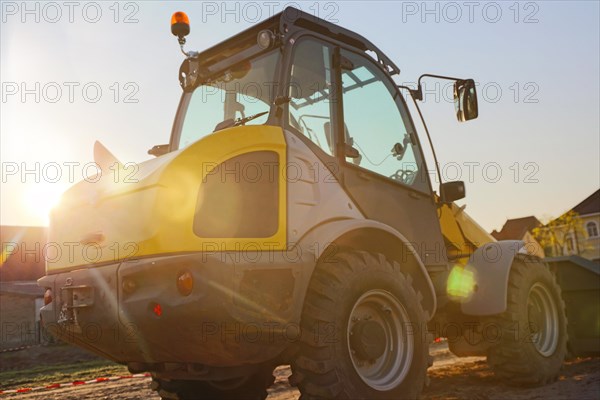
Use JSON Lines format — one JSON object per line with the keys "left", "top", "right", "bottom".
{"left": 0, "top": 226, "right": 49, "bottom": 349}
{"left": 565, "top": 190, "right": 600, "bottom": 262}
{"left": 0, "top": 226, "right": 47, "bottom": 281}
{"left": 491, "top": 216, "right": 545, "bottom": 258}
{"left": 0, "top": 281, "right": 45, "bottom": 349}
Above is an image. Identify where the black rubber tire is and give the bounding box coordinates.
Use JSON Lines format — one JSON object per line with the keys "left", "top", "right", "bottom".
{"left": 151, "top": 366, "right": 275, "bottom": 400}
{"left": 487, "top": 256, "right": 568, "bottom": 386}
{"left": 291, "top": 250, "right": 429, "bottom": 399}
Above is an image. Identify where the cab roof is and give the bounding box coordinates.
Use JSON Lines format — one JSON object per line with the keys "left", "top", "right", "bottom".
{"left": 196, "top": 7, "right": 400, "bottom": 76}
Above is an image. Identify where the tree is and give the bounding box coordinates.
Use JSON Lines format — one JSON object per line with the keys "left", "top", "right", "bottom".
{"left": 532, "top": 210, "right": 586, "bottom": 257}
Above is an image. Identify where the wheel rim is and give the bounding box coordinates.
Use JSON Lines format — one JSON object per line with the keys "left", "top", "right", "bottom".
{"left": 347, "top": 289, "right": 414, "bottom": 391}
{"left": 527, "top": 283, "right": 559, "bottom": 357}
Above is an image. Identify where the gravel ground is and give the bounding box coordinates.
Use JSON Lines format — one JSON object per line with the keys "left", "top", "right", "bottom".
{"left": 3, "top": 343, "right": 599, "bottom": 399}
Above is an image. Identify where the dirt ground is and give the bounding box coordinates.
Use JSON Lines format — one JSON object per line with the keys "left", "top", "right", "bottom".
{"left": 2, "top": 343, "right": 599, "bottom": 399}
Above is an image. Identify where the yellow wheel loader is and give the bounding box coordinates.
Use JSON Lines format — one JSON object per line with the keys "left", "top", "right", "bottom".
{"left": 38, "top": 8, "right": 578, "bottom": 399}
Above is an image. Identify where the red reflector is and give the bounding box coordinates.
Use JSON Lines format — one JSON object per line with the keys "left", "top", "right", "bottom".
{"left": 153, "top": 303, "right": 162, "bottom": 317}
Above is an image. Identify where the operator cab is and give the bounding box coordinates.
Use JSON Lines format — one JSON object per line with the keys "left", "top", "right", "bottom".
{"left": 155, "top": 8, "right": 476, "bottom": 192}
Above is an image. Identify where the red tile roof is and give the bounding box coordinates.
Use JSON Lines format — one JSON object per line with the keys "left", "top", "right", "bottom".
{"left": 571, "top": 189, "right": 600, "bottom": 216}
{"left": 491, "top": 216, "right": 542, "bottom": 241}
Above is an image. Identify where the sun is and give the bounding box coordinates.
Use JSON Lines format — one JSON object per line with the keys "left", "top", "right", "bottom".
{"left": 23, "top": 182, "right": 69, "bottom": 226}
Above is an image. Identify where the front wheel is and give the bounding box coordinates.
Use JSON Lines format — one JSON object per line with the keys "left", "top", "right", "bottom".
{"left": 291, "top": 251, "right": 429, "bottom": 399}
{"left": 487, "top": 257, "right": 567, "bottom": 385}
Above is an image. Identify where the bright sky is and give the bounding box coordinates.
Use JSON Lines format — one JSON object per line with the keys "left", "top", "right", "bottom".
{"left": 1, "top": 1, "right": 599, "bottom": 231}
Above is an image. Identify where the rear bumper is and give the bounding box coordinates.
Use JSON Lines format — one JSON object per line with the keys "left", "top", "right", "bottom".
{"left": 38, "top": 251, "right": 308, "bottom": 367}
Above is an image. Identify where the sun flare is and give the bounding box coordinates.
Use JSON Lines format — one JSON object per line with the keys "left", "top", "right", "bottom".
{"left": 23, "top": 182, "right": 68, "bottom": 226}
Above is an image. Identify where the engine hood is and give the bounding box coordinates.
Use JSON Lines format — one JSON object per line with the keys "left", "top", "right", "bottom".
{"left": 46, "top": 126, "right": 287, "bottom": 273}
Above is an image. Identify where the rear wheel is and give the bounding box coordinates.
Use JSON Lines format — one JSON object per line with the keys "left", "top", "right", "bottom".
{"left": 291, "top": 250, "right": 429, "bottom": 399}
{"left": 151, "top": 366, "right": 275, "bottom": 400}
{"left": 487, "top": 257, "right": 567, "bottom": 385}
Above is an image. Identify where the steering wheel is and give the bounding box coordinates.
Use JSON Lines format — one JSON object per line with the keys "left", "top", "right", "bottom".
{"left": 390, "top": 169, "right": 416, "bottom": 184}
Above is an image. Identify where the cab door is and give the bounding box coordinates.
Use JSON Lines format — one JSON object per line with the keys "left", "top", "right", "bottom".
{"left": 334, "top": 48, "right": 446, "bottom": 268}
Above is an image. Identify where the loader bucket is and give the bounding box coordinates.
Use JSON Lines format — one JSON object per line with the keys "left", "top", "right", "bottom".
{"left": 547, "top": 255, "right": 600, "bottom": 356}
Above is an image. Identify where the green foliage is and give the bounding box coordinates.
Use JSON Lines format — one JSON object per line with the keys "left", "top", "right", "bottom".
{"left": 532, "top": 210, "right": 586, "bottom": 257}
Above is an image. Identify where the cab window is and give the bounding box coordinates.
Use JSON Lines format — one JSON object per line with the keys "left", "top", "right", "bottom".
{"left": 177, "top": 51, "right": 279, "bottom": 149}
{"left": 340, "top": 50, "right": 428, "bottom": 192}
{"left": 287, "top": 39, "right": 335, "bottom": 156}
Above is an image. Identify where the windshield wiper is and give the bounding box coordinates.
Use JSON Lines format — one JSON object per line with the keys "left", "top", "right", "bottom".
{"left": 234, "top": 111, "right": 269, "bottom": 126}
{"left": 213, "top": 111, "right": 269, "bottom": 132}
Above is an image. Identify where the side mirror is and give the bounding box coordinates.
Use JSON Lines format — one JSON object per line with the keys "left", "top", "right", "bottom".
{"left": 441, "top": 181, "right": 466, "bottom": 203}
{"left": 454, "top": 79, "right": 478, "bottom": 122}
{"left": 148, "top": 144, "right": 169, "bottom": 157}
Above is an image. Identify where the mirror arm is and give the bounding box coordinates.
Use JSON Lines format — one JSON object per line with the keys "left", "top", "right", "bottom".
{"left": 417, "top": 73, "right": 466, "bottom": 85}
{"left": 398, "top": 85, "right": 422, "bottom": 101}
{"left": 413, "top": 74, "right": 468, "bottom": 102}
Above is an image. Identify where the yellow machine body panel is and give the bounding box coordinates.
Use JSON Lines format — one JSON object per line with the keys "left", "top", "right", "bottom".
{"left": 47, "top": 125, "right": 287, "bottom": 273}
{"left": 439, "top": 202, "right": 496, "bottom": 262}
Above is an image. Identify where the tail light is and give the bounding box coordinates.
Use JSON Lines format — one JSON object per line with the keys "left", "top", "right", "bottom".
{"left": 177, "top": 270, "right": 193, "bottom": 296}
{"left": 44, "top": 289, "right": 53, "bottom": 305}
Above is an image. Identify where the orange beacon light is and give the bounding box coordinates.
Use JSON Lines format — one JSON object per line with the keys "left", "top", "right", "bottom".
{"left": 171, "top": 11, "right": 190, "bottom": 41}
